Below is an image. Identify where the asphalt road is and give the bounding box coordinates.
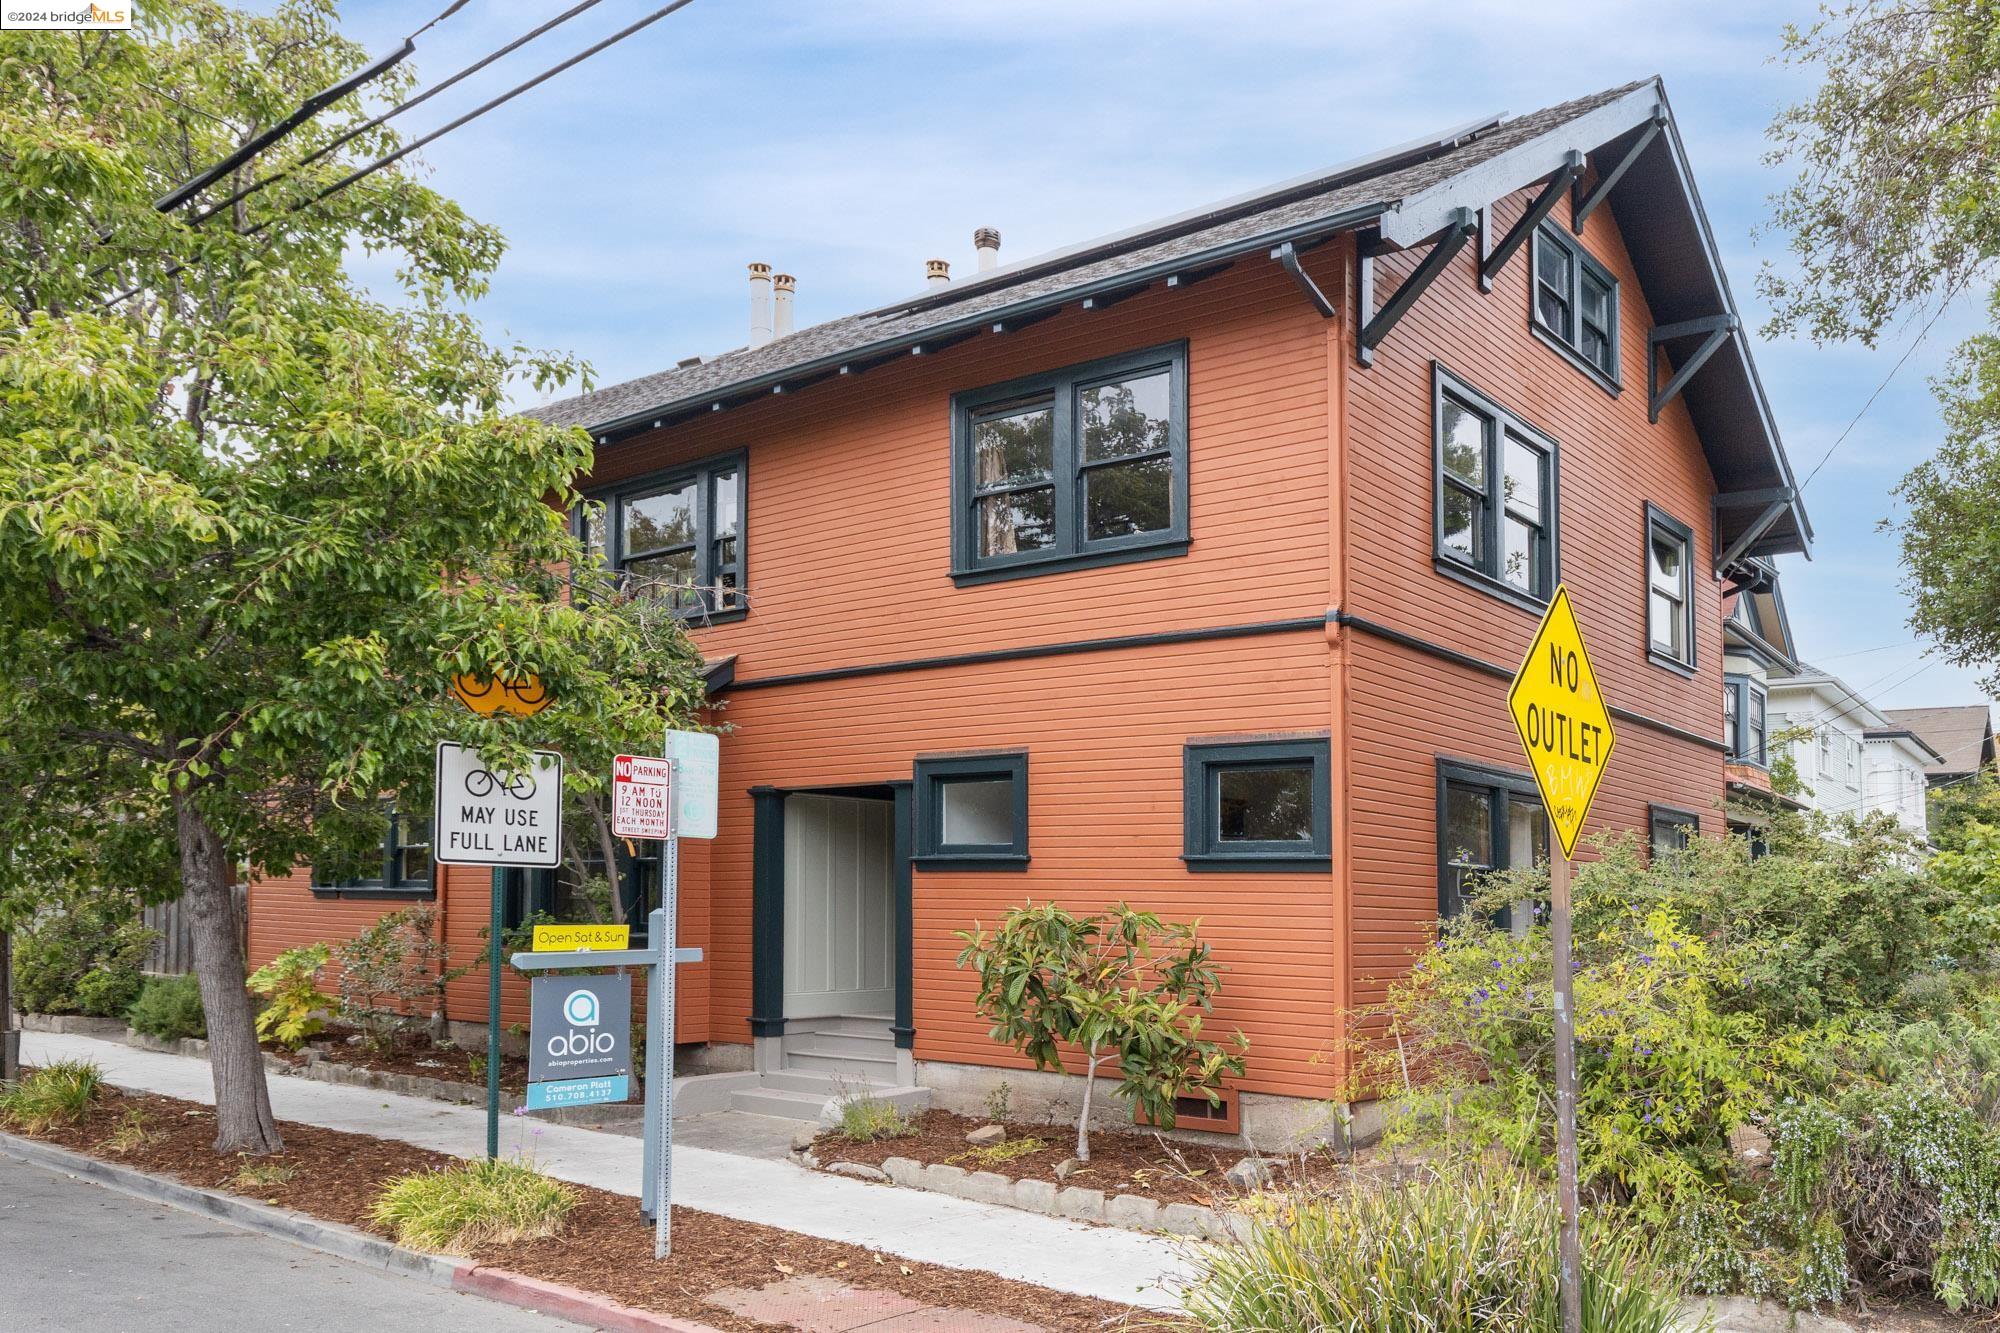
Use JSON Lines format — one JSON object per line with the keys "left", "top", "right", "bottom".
{"left": 0, "top": 1156, "right": 596, "bottom": 1332}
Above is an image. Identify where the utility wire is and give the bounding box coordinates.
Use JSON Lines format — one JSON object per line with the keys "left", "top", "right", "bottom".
{"left": 1798, "top": 286, "right": 1964, "bottom": 491}
{"left": 106, "top": 0, "right": 702, "bottom": 309}
{"left": 190, "top": 0, "right": 611, "bottom": 227}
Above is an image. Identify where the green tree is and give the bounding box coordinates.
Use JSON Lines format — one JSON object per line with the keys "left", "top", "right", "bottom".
{"left": 1764, "top": 3, "right": 2000, "bottom": 689}
{"left": 955, "top": 901, "right": 1246, "bottom": 1162}
{"left": 0, "top": 2, "right": 705, "bottom": 1151}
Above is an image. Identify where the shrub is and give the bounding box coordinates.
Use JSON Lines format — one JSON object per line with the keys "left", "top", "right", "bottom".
{"left": 1179, "top": 1160, "right": 1687, "bottom": 1333}
{"left": 128, "top": 975, "right": 206, "bottom": 1041}
{"left": 13, "top": 896, "right": 154, "bottom": 1016}
{"left": 836, "top": 1089, "right": 912, "bottom": 1143}
{"left": 247, "top": 944, "right": 336, "bottom": 1050}
{"left": 333, "top": 905, "right": 468, "bottom": 1049}
{"left": 370, "top": 1157, "right": 576, "bottom": 1253}
{"left": 0, "top": 1059, "right": 105, "bottom": 1132}
{"left": 955, "top": 901, "right": 1247, "bottom": 1162}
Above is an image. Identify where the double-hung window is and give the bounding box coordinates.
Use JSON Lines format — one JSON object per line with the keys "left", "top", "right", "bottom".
{"left": 1434, "top": 366, "right": 1557, "bottom": 608}
{"left": 1182, "top": 738, "right": 1331, "bottom": 871}
{"left": 1725, "top": 675, "right": 1767, "bottom": 766}
{"left": 1532, "top": 225, "right": 1619, "bottom": 385}
{"left": 312, "top": 801, "right": 432, "bottom": 898}
{"left": 580, "top": 455, "right": 746, "bottom": 619}
{"left": 1438, "top": 761, "right": 1545, "bottom": 920}
{"left": 951, "top": 343, "right": 1189, "bottom": 583}
{"left": 1646, "top": 505, "right": 1695, "bottom": 671}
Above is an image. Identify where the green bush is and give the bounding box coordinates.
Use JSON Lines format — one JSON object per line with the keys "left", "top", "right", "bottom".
{"left": 13, "top": 896, "right": 155, "bottom": 1016}
{"left": 835, "top": 1089, "right": 912, "bottom": 1143}
{"left": 369, "top": 1157, "right": 576, "bottom": 1253}
{"left": 128, "top": 975, "right": 206, "bottom": 1041}
{"left": 333, "top": 904, "right": 468, "bottom": 1049}
{"left": 247, "top": 944, "right": 335, "bottom": 1050}
{"left": 1180, "top": 1161, "right": 1688, "bottom": 1333}
{"left": 0, "top": 1059, "right": 105, "bottom": 1132}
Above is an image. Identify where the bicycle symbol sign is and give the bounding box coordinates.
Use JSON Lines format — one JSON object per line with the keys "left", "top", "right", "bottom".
{"left": 433, "top": 740, "right": 563, "bottom": 868}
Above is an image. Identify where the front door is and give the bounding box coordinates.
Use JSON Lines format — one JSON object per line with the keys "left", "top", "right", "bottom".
{"left": 782, "top": 794, "right": 894, "bottom": 1019}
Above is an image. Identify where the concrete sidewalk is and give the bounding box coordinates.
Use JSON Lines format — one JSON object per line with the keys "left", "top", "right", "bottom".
{"left": 23, "top": 1031, "right": 1189, "bottom": 1311}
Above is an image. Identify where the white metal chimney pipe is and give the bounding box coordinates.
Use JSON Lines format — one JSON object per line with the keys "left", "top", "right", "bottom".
{"left": 925, "top": 258, "right": 950, "bottom": 289}
{"left": 772, "top": 272, "right": 795, "bottom": 337}
{"left": 747, "top": 262, "right": 774, "bottom": 348}
{"left": 974, "top": 227, "right": 1001, "bottom": 272}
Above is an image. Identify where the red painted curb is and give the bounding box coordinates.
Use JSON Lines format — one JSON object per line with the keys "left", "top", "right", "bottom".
{"left": 453, "top": 1264, "right": 727, "bottom": 1333}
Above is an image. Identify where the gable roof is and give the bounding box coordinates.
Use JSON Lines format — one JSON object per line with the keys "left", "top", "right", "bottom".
{"left": 530, "top": 76, "right": 1809, "bottom": 560}
{"left": 1723, "top": 559, "right": 1799, "bottom": 671}
{"left": 1881, "top": 705, "right": 1998, "bottom": 780}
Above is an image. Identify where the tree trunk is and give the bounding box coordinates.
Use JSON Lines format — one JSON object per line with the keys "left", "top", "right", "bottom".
{"left": 1075, "top": 1044, "right": 1100, "bottom": 1164}
{"left": 175, "top": 794, "right": 283, "bottom": 1154}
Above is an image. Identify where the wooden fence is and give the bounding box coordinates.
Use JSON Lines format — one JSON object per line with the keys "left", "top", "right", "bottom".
{"left": 142, "top": 884, "right": 247, "bottom": 976}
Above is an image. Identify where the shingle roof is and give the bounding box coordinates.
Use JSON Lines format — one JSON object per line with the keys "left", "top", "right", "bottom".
{"left": 527, "top": 80, "right": 1653, "bottom": 433}
{"left": 1881, "top": 705, "right": 1998, "bottom": 779}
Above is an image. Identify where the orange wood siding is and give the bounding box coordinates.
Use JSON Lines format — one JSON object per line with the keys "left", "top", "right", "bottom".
{"left": 1340, "top": 182, "right": 1727, "bottom": 1013}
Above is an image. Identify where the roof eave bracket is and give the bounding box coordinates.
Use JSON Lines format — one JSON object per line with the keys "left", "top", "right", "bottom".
{"left": 1571, "top": 107, "right": 1667, "bottom": 234}
{"left": 1354, "top": 209, "right": 1476, "bottom": 367}
{"left": 1271, "top": 240, "right": 1336, "bottom": 320}
{"left": 1716, "top": 498, "right": 1790, "bottom": 574}
{"left": 1649, "top": 313, "right": 1738, "bottom": 423}
{"left": 1477, "top": 151, "right": 1582, "bottom": 293}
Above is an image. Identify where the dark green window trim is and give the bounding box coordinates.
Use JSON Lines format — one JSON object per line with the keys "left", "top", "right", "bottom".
{"left": 1648, "top": 804, "right": 1700, "bottom": 857}
{"left": 311, "top": 802, "right": 433, "bottom": 899}
{"left": 1436, "top": 758, "right": 1544, "bottom": 921}
{"left": 913, "top": 752, "right": 1029, "bottom": 869}
{"left": 1725, "top": 674, "right": 1767, "bottom": 768}
{"left": 1644, "top": 503, "right": 1697, "bottom": 676}
{"left": 576, "top": 450, "right": 747, "bottom": 623}
{"left": 950, "top": 342, "right": 1190, "bottom": 584}
{"left": 1432, "top": 363, "right": 1560, "bottom": 614}
{"left": 1182, "top": 737, "right": 1331, "bottom": 872}
{"left": 1530, "top": 223, "right": 1621, "bottom": 391}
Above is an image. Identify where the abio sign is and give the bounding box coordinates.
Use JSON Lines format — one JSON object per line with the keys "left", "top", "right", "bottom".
{"left": 526, "top": 974, "right": 631, "bottom": 1110}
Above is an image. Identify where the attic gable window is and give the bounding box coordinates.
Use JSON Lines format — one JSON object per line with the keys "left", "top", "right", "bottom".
{"left": 950, "top": 343, "right": 1189, "bottom": 584}
{"left": 1531, "top": 224, "right": 1619, "bottom": 387}
{"left": 579, "top": 454, "right": 746, "bottom": 621}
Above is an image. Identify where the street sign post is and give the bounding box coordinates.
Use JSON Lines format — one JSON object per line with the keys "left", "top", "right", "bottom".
{"left": 1507, "top": 584, "right": 1616, "bottom": 1333}
{"left": 612, "top": 753, "right": 674, "bottom": 840}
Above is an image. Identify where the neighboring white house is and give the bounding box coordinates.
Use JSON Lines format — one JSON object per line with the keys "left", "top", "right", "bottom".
{"left": 1765, "top": 667, "right": 1940, "bottom": 838}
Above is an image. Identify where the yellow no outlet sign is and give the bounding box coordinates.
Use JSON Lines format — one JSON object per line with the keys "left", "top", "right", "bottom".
{"left": 1506, "top": 584, "right": 1617, "bottom": 858}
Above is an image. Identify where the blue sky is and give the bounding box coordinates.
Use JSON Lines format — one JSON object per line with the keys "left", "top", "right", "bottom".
{"left": 333, "top": 0, "right": 1996, "bottom": 720}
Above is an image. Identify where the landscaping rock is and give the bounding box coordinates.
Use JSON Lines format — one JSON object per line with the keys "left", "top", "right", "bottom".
{"left": 882, "top": 1157, "right": 925, "bottom": 1188}
{"left": 1224, "top": 1156, "right": 1274, "bottom": 1190}
{"left": 963, "top": 1170, "right": 1013, "bottom": 1206}
{"left": 1012, "top": 1178, "right": 1058, "bottom": 1216}
{"left": 790, "top": 1125, "right": 820, "bottom": 1153}
{"left": 964, "top": 1124, "right": 1006, "bottom": 1146}
{"left": 1053, "top": 1157, "right": 1085, "bottom": 1181}
{"left": 1728, "top": 1124, "right": 1772, "bottom": 1166}
{"left": 923, "top": 1162, "right": 968, "bottom": 1193}
{"left": 1106, "top": 1194, "right": 1162, "bottom": 1230}
{"left": 1053, "top": 1185, "right": 1106, "bottom": 1222}
{"left": 1158, "top": 1202, "right": 1214, "bottom": 1237}
{"left": 827, "top": 1161, "right": 889, "bottom": 1183}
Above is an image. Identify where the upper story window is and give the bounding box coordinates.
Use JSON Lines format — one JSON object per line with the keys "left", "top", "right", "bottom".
{"left": 950, "top": 343, "right": 1189, "bottom": 585}
{"left": 1725, "top": 674, "right": 1766, "bottom": 767}
{"left": 312, "top": 801, "right": 432, "bottom": 898}
{"left": 1532, "top": 225, "right": 1619, "bottom": 386}
{"left": 1646, "top": 505, "right": 1695, "bottom": 672}
{"left": 1433, "top": 365, "right": 1558, "bottom": 610}
{"left": 580, "top": 454, "right": 746, "bottom": 620}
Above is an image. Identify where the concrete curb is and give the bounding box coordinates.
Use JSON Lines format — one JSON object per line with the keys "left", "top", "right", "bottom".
{"left": 0, "top": 1132, "right": 727, "bottom": 1332}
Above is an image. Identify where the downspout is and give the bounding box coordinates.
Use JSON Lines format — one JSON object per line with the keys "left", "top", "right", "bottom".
{"left": 1326, "top": 234, "right": 1356, "bottom": 1113}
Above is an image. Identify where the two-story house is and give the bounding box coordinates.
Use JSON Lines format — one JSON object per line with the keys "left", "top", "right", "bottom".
{"left": 248, "top": 77, "right": 1812, "bottom": 1143}
{"left": 1766, "top": 667, "right": 1938, "bottom": 838}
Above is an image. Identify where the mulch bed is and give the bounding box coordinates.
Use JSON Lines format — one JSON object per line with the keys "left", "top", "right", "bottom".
{"left": 10, "top": 1084, "right": 1161, "bottom": 1332}
{"left": 264, "top": 1024, "right": 535, "bottom": 1096}
{"left": 810, "top": 1107, "right": 1375, "bottom": 1208}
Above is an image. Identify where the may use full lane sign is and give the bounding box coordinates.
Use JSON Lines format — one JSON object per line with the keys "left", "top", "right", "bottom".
{"left": 433, "top": 740, "right": 562, "bottom": 868}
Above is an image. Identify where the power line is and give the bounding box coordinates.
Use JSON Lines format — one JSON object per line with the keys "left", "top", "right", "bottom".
{"left": 189, "top": 0, "right": 612, "bottom": 227}
{"left": 1798, "top": 289, "right": 1962, "bottom": 491}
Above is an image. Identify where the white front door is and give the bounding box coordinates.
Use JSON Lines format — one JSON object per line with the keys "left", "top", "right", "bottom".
{"left": 783, "top": 794, "right": 894, "bottom": 1019}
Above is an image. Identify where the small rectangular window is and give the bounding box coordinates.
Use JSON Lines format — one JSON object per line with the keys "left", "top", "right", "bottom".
{"left": 1434, "top": 366, "right": 1558, "bottom": 609}
{"left": 1645, "top": 505, "right": 1695, "bottom": 671}
{"left": 576, "top": 454, "right": 747, "bottom": 620}
{"left": 1649, "top": 806, "right": 1699, "bottom": 858}
{"left": 1531, "top": 224, "right": 1620, "bottom": 386}
{"left": 952, "top": 344, "right": 1189, "bottom": 583}
{"left": 1437, "top": 761, "right": 1543, "bottom": 920}
{"left": 1183, "top": 739, "right": 1331, "bottom": 871}
{"left": 915, "top": 753, "right": 1028, "bottom": 868}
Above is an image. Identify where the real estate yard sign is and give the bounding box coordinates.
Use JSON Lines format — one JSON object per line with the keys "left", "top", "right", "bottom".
{"left": 1506, "top": 583, "right": 1615, "bottom": 1333}
{"left": 526, "top": 974, "right": 632, "bottom": 1110}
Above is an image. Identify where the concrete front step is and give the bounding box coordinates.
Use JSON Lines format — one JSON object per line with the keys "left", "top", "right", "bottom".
{"left": 729, "top": 1085, "right": 839, "bottom": 1120}
{"left": 791, "top": 1014, "right": 893, "bottom": 1038}
{"left": 784, "top": 1048, "right": 898, "bottom": 1079}
{"left": 787, "top": 1030, "right": 895, "bottom": 1058}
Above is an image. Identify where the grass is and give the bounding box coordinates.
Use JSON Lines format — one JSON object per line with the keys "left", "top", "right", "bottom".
{"left": 1180, "top": 1160, "right": 1692, "bottom": 1333}
{"left": 948, "top": 1135, "right": 1048, "bottom": 1167}
{"left": 369, "top": 1157, "right": 577, "bottom": 1254}
{"left": 0, "top": 1060, "right": 104, "bottom": 1133}
{"left": 232, "top": 1159, "right": 298, "bottom": 1191}
{"left": 835, "top": 1090, "right": 913, "bottom": 1143}
{"left": 101, "top": 1106, "right": 155, "bottom": 1154}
